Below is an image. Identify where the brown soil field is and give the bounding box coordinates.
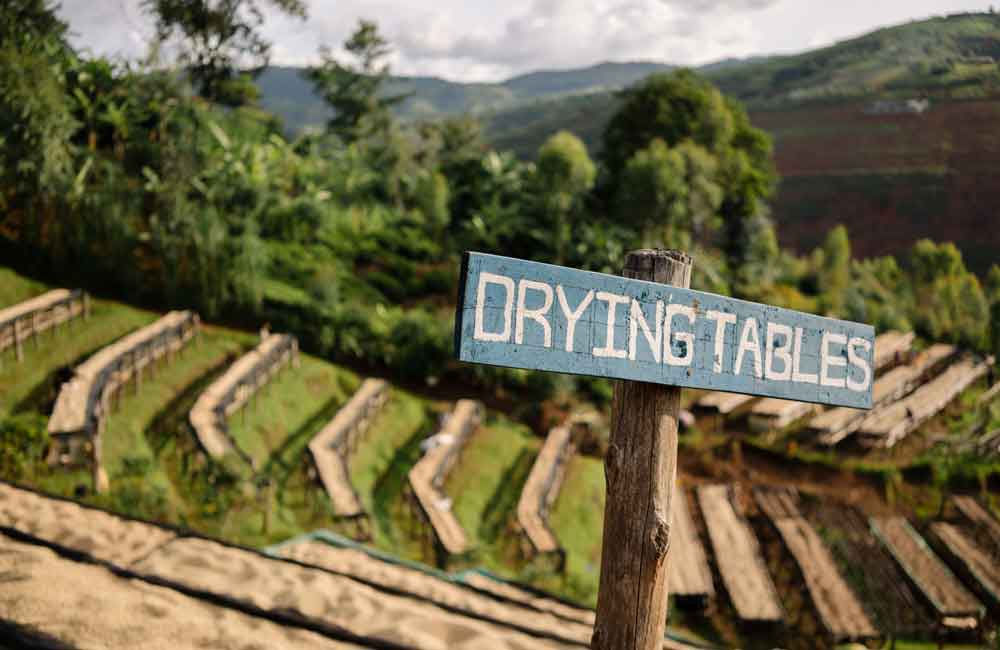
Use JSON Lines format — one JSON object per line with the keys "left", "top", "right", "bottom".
{"left": 751, "top": 98, "right": 1000, "bottom": 273}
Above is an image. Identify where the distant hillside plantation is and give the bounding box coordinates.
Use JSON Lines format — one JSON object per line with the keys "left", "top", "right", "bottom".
{"left": 256, "top": 12, "right": 1000, "bottom": 273}
{"left": 758, "top": 97, "right": 1000, "bottom": 275}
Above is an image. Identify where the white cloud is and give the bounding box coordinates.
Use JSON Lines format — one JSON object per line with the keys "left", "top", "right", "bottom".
{"left": 56, "top": 0, "right": 995, "bottom": 82}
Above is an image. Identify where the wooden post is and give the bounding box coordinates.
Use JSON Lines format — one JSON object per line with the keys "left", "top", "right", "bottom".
{"left": 14, "top": 320, "right": 23, "bottom": 362}
{"left": 592, "top": 249, "right": 691, "bottom": 650}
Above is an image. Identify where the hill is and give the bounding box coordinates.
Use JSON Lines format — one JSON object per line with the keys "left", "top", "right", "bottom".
{"left": 480, "top": 12, "right": 1000, "bottom": 274}
{"left": 487, "top": 12, "right": 1000, "bottom": 156}
{"left": 257, "top": 60, "right": 676, "bottom": 133}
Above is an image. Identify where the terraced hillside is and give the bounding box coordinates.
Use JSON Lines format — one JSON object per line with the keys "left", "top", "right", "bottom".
{"left": 3, "top": 264, "right": 1000, "bottom": 650}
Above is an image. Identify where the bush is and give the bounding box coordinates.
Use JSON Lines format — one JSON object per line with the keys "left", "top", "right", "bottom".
{"left": 0, "top": 414, "right": 49, "bottom": 479}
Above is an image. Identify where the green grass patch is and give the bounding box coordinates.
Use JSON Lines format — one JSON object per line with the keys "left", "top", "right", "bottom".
{"left": 546, "top": 454, "right": 605, "bottom": 608}
{"left": 99, "top": 327, "right": 252, "bottom": 512}
{"left": 0, "top": 267, "right": 46, "bottom": 307}
{"left": 445, "top": 414, "right": 539, "bottom": 551}
{"left": 226, "top": 355, "right": 358, "bottom": 469}
{"left": 350, "top": 390, "right": 432, "bottom": 507}
{"left": 0, "top": 300, "right": 156, "bottom": 417}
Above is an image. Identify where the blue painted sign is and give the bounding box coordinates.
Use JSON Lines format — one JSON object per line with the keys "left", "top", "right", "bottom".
{"left": 455, "top": 252, "right": 875, "bottom": 409}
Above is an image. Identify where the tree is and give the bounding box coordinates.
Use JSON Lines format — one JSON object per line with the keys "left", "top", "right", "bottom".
{"left": 601, "top": 70, "right": 775, "bottom": 295}
{"left": 615, "top": 138, "right": 686, "bottom": 247}
{"left": 614, "top": 138, "right": 722, "bottom": 250}
{"left": 909, "top": 240, "right": 989, "bottom": 350}
{"left": 536, "top": 131, "right": 596, "bottom": 263}
{"left": 986, "top": 264, "right": 1000, "bottom": 360}
{"left": 0, "top": 0, "right": 77, "bottom": 241}
{"left": 414, "top": 170, "right": 450, "bottom": 243}
{"left": 818, "top": 225, "right": 851, "bottom": 316}
{"left": 305, "top": 20, "right": 405, "bottom": 144}
{"left": 144, "top": 0, "right": 306, "bottom": 105}
{"left": 0, "top": 0, "right": 68, "bottom": 47}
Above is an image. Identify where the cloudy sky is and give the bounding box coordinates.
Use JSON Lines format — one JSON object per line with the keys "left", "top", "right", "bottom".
{"left": 59, "top": 0, "right": 993, "bottom": 82}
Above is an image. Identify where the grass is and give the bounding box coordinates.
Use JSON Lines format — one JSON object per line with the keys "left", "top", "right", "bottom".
{"left": 226, "top": 355, "right": 358, "bottom": 470}
{"left": 350, "top": 390, "right": 432, "bottom": 510}
{"left": 0, "top": 267, "right": 46, "bottom": 306}
{"left": 546, "top": 454, "right": 606, "bottom": 608}
{"left": 445, "top": 414, "right": 539, "bottom": 551}
{"left": 0, "top": 299, "right": 155, "bottom": 417}
{"left": 98, "top": 327, "right": 252, "bottom": 515}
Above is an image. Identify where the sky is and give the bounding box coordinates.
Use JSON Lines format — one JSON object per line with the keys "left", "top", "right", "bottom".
{"left": 59, "top": 0, "right": 995, "bottom": 82}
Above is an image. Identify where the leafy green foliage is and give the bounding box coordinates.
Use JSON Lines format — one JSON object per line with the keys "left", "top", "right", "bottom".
{"left": 601, "top": 71, "right": 776, "bottom": 293}
{"left": 909, "top": 240, "right": 990, "bottom": 349}
{"left": 817, "top": 225, "right": 851, "bottom": 315}
{"left": 144, "top": 0, "right": 307, "bottom": 104}
{"left": 0, "top": 414, "right": 48, "bottom": 480}
{"left": 535, "top": 131, "right": 595, "bottom": 263}
{"left": 304, "top": 20, "right": 404, "bottom": 144}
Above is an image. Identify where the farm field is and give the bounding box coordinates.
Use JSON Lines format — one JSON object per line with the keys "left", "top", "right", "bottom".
{"left": 2, "top": 263, "right": 1000, "bottom": 650}
{"left": 755, "top": 97, "right": 1000, "bottom": 274}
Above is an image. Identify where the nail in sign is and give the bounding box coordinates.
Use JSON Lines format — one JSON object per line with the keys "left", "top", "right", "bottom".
{"left": 455, "top": 252, "right": 874, "bottom": 409}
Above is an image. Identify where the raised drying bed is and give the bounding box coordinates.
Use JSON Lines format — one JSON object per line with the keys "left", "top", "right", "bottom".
{"left": 747, "top": 331, "right": 919, "bottom": 437}
{"left": 667, "top": 487, "right": 715, "bottom": 605}
{"left": 0, "top": 289, "right": 88, "bottom": 362}
{"left": 188, "top": 332, "right": 298, "bottom": 463}
{"left": 872, "top": 330, "right": 915, "bottom": 370}
{"left": 809, "top": 343, "right": 956, "bottom": 446}
{"left": 753, "top": 487, "right": 877, "bottom": 642}
{"left": 697, "top": 484, "right": 783, "bottom": 623}
{"left": 857, "top": 355, "right": 993, "bottom": 448}
{"left": 930, "top": 522, "right": 1000, "bottom": 609}
{"left": 275, "top": 535, "right": 594, "bottom": 646}
{"left": 748, "top": 399, "right": 819, "bottom": 433}
{"left": 0, "top": 480, "right": 589, "bottom": 650}
{"left": 515, "top": 425, "right": 575, "bottom": 562}
{"left": 951, "top": 496, "right": 1000, "bottom": 558}
{"left": 307, "top": 378, "right": 388, "bottom": 521}
{"left": 46, "top": 310, "right": 200, "bottom": 489}
{"left": 870, "top": 517, "right": 983, "bottom": 631}
{"left": 694, "top": 392, "right": 757, "bottom": 417}
{"left": 407, "top": 399, "right": 483, "bottom": 560}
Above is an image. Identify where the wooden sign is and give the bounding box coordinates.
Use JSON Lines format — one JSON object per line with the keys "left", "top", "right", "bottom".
{"left": 455, "top": 252, "right": 875, "bottom": 409}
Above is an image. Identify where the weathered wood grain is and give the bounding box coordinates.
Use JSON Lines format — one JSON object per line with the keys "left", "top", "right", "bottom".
{"left": 753, "top": 487, "right": 877, "bottom": 641}
{"left": 456, "top": 252, "right": 875, "bottom": 408}
{"left": 592, "top": 249, "right": 689, "bottom": 650}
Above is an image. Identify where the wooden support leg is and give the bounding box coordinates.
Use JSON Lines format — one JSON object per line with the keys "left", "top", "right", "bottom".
{"left": 592, "top": 249, "right": 691, "bottom": 650}
{"left": 14, "top": 321, "right": 23, "bottom": 362}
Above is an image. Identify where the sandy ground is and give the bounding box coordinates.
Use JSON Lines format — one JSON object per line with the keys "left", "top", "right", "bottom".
{"left": 0, "top": 533, "right": 363, "bottom": 650}
{"left": 277, "top": 540, "right": 592, "bottom": 644}
{"left": 0, "top": 482, "right": 176, "bottom": 566}
{"left": 131, "top": 536, "right": 575, "bottom": 650}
